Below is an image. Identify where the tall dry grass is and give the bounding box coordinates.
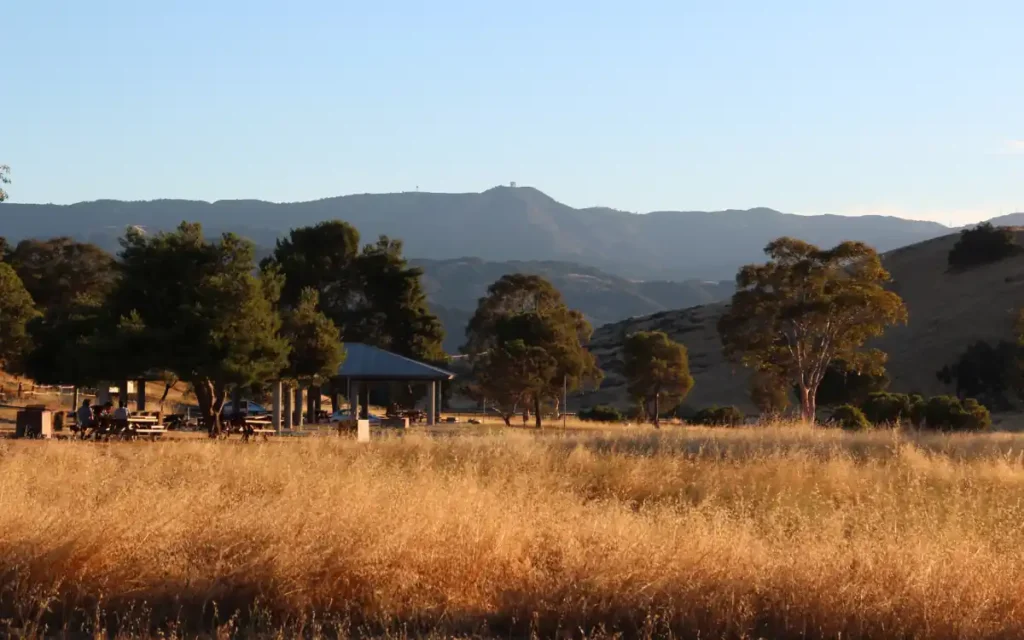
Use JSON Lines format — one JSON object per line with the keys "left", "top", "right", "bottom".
{"left": 3, "top": 426, "right": 1024, "bottom": 638}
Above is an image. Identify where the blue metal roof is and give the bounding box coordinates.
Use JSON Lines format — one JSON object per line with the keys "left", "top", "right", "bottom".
{"left": 337, "top": 343, "right": 455, "bottom": 381}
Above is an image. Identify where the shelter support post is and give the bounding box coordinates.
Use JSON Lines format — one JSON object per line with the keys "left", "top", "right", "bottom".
{"left": 294, "top": 386, "right": 305, "bottom": 427}
{"left": 136, "top": 380, "right": 147, "bottom": 411}
{"left": 272, "top": 380, "right": 282, "bottom": 433}
{"left": 283, "top": 383, "right": 293, "bottom": 430}
{"left": 428, "top": 381, "right": 436, "bottom": 426}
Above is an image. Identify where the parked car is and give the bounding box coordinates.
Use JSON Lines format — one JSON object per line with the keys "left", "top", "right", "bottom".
{"left": 329, "top": 409, "right": 382, "bottom": 426}
{"left": 221, "top": 400, "right": 270, "bottom": 417}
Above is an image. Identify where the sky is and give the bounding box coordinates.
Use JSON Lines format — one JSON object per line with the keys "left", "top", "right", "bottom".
{"left": 2, "top": 0, "right": 1023, "bottom": 226}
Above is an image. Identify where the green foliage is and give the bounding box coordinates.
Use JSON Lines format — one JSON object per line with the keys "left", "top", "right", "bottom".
{"left": 577, "top": 405, "right": 624, "bottom": 422}
{"left": 351, "top": 237, "right": 446, "bottom": 361}
{"left": 936, "top": 340, "right": 1021, "bottom": 409}
{"left": 8, "top": 238, "right": 117, "bottom": 314}
{"left": 108, "top": 223, "right": 289, "bottom": 435}
{"left": 860, "top": 391, "right": 912, "bottom": 426}
{"left": 0, "top": 164, "right": 9, "bottom": 202}
{"left": 718, "top": 238, "right": 907, "bottom": 422}
{"left": 280, "top": 287, "right": 346, "bottom": 383}
{"left": 814, "top": 358, "right": 890, "bottom": 407}
{"left": 923, "top": 395, "right": 991, "bottom": 432}
{"left": 472, "top": 340, "right": 557, "bottom": 426}
{"left": 948, "top": 222, "right": 1020, "bottom": 270}
{"left": 622, "top": 331, "right": 694, "bottom": 427}
{"left": 465, "top": 274, "right": 602, "bottom": 428}
{"left": 0, "top": 263, "right": 39, "bottom": 369}
{"left": 19, "top": 298, "right": 105, "bottom": 386}
{"left": 750, "top": 370, "right": 791, "bottom": 416}
{"left": 691, "top": 405, "right": 745, "bottom": 427}
{"left": 830, "top": 405, "right": 871, "bottom": 431}
{"left": 909, "top": 394, "right": 927, "bottom": 427}
{"left": 265, "top": 223, "right": 444, "bottom": 362}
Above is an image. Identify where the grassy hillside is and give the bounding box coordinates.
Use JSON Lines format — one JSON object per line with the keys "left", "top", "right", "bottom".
{"left": 584, "top": 230, "right": 1024, "bottom": 413}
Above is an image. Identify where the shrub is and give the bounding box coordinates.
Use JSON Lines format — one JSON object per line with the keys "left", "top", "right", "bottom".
{"left": 923, "top": 395, "right": 991, "bottom": 432}
{"left": 691, "top": 405, "right": 745, "bottom": 427}
{"left": 948, "top": 222, "right": 1020, "bottom": 270}
{"left": 961, "top": 398, "right": 992, "bottom": 431}
{"left": 861, "top": 392, "right": 912, "bottom": 426}
{"left": 830, "top": 405, "right": 871, "bottom": 431}
{"left": 578, "top": 405, "right": 624, "bottom": 422}
{"left": 936, "top": 340, "right": 1021, "bottom": 410}
{"left": 750, "top": 371, "right": 790, "bottom": 416}
{"left": 909, "top": 394, "right": 927, "bottom": 427}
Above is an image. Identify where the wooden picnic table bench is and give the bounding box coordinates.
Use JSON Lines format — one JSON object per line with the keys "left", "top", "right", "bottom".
{"left": 221, "top": 414, "right": 276, "bottom": 441}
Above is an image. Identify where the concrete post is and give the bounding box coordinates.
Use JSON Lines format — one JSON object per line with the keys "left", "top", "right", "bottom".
{"left": 272, "top": 380, "right": 282, "bottom": 433}
{"left": 360, "top": 385, "right": 369, "bottom": 420}
{"left": 428, "top": 381, "right": 436, "bottom": 426}
{"left": 119, "top": 380, "right": 130, "bottom": 407}
{"left": 136, "top": 380, "right": 147, "bottom": 412}
{"left": 283, "top": 384, "right": 293, "bottom": 430}
{"left": 72, "top": 387, "right": 80, "bottom": 411}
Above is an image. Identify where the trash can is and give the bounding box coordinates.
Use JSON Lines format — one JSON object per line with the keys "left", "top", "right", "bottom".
{"left": 16, "top": 405, "right": 53, "bottom": 439}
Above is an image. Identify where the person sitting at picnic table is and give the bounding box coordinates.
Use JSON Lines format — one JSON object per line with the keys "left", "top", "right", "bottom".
{"left": 75, "top": 399, "right": 94, "bottom": 436}
{"left": 112, "top": 400, "right": 131, "bottom": 434}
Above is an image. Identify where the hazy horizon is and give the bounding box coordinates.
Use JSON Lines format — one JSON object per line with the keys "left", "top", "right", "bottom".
{"left": 4, "top": 1, "right": 1022, "bottom": 225}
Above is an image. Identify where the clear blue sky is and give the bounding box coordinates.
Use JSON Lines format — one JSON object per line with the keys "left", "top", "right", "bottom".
{"left": 3, "top": 0, "right": 1022, "bottom": 225}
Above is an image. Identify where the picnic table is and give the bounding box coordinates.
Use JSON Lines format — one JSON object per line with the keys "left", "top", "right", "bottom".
{"left": 222, "top": 414, "right": 276, "bottom": 442}
{"left": 127, "top": 414, "right": 166, "bottom": 440}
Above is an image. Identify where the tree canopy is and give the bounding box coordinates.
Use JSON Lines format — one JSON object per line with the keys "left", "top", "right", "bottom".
{"left": 0, "top": 164, "right": 10, "bottom": 202}
{"left": 717, "top": 238, "right": 907, "bottom": 423}
{"left": 8, "top": 237, "right": 118, "bottom": 313}
{"left": 108, "top": 223, "right": 289, "bottom": 435}
{"left": 622, "top": 330, "right": 694, "bottom": 427}
{"left": 264, "top": 223, "right": 445, "bottom": 362}
{"left": 0, "top": 263, "right": 38, "bottom": 370}
{"left": 465, "top": 274, "right": 601, "bottom": 427}
{"left": 279, "top": 286, "right": 346, "bottom": 383}
{"left": 948, "top": 223, "right": 1020, "bottom": 270}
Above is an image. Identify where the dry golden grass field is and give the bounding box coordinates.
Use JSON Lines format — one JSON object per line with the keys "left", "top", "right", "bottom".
{"left": 3, "top": 425, "right": 1024, "bottom": 639}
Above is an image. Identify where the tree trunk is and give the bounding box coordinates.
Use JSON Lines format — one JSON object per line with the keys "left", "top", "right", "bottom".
{"left": 653, "top": 393, "right": 661, "bottom": 428}
{"left": 534, "top": 395, "right": 543, "bottom": 429}
{"left": 193, "top": 379, "right": 226, "bottom": 437}
{"left": 157, "top": 381, "right": 174, "bottom": 415}
{"left": 800, "top": 385, "right": 816, "bottom": 424}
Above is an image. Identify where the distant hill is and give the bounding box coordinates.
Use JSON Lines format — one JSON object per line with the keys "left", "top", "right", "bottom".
{"left": 412, "top": 257, "right": 734, "bottom": 351}
{"left": 0, "top": 186, "right": 956, "bottom": 281}
{"left": 582, "top": 231, "right": 1024, "bottom": 415}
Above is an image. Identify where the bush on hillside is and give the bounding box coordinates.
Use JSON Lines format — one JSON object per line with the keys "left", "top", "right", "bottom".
{"left": 830, "top": 405, "right": 871, "bottom": 431}
{"left": 578, "top": 405, "right": 624, "bottom": 423}
{"left": 923, "top": 395, "right": 991, "bottom": 432}
{"left": 690, "top": 405, "right": 745, "bottom": 427}
{"left": 947, "top": 222, "right": 1020, "bottom": 270}
{"left": 936, "top": 340, "right": 1021, "bottom": 410}
{"left": 861, "top": 392, "right": 912, "bottom": 426}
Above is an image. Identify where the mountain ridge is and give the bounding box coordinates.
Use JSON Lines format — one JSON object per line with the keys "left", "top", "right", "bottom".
{"left": 0, "top": 185, "right": 966, "bottom": 281}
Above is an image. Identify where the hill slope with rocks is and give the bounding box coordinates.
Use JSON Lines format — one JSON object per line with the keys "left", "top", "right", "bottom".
{"left": 582, "top": 231, "right": 1024, "bottom": 414}
{"left": 1, "top": 186, "right": 953, "bottom": 281}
